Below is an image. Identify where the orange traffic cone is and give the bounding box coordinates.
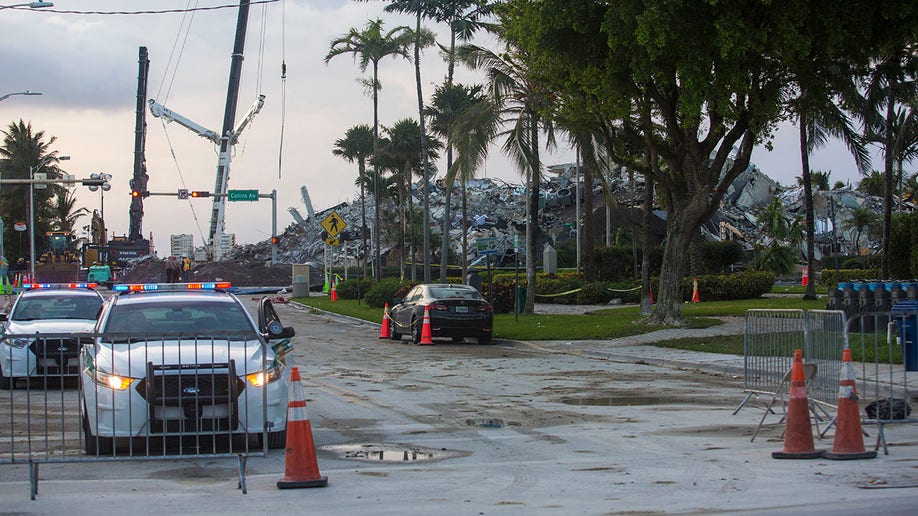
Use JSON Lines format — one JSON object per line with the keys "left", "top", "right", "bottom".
{"left": 649, "top": 285, "right": 654, "bottom": 304}
{"left": 691, "top": 277, "right": 700, "bottom": 303}
{"left": 330, "top": 278, "right": 338, "bottom": 302}
{"left": 419, "top": 305, "right": 433, "bottom": 345}
{"left": 773, "top": 350, "right": 823, "bottom": 459}
{"left": 802, "top": 268, "right": 809, "bottom": 286}
{"left": 277, "top": 367, "right": 328, "bottom": 489}
{"left": 823, "top": 348, "right": 876, "bottom": 460}
{"left": 379, "top": 303, "right": 391, "bottom": 339}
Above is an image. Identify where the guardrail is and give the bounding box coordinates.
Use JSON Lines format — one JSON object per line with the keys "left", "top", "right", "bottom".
{"left": 1, "top": 331, "right": 282, "bottom": 499}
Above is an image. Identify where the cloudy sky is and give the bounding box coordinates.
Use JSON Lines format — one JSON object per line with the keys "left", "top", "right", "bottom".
{"left": 0, "top": 0, "right": 876, "bottom": 251}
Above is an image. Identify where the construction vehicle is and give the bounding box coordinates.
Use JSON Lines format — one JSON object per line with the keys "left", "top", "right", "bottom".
{"left": 35, "top": 231, "right": 81, "bottom": 283}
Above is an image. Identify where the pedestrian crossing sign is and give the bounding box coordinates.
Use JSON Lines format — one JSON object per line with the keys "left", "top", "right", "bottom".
{"left": 321, "top": 210, "right": 347, "bottom": 238}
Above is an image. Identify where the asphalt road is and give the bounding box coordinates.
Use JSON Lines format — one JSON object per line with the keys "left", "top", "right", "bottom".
{"left": 2, "top": 295, "right": 917, "bottom": 514}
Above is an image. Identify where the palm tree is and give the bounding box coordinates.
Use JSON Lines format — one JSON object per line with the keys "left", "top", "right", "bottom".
{"left": 50, "top": 188, "right": 89, "bottom": 233}
{"left": 376, "top": 118, "right": 442, "bottom": 280}
{"left": 425, "top": 82, "right": 484, "bottom": 281}
{"left": 857, "top": 47, "right": 917, "bottom": 278}
{"left": 333, "top": 124, "right": 375, "bottom": 277}
{"left": 0, "top": 120, "right": 67, "bottom": 260}
{"left": 326, "top": 19, "right": 413, "bottom": 280}
{"left": 457, "top": 42, "right": 556, "bottom": 313}
{"left": 448, "top": 86, "right": 499, "bottom": 282}
{"left": 857, "top": 171, "right": 886, "bottom": 196}
{"left": 791, "top": 80, "right": 868, "bottom": 299}
{"left": 846, "top": 206, "right": 879, "bottom": 254}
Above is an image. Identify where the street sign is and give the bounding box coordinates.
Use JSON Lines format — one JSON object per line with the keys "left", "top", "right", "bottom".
{"left": 321, "top": 211, "right": 347, "bottom": 238}
{"left": 34, "top": 172, "right": 47, "bottom": 189}
{"left": 178, "top": 189, "right": 189, "bottom": 199}
{"left": 13, "top": 221, "right": 26, "bottom": 232}
{"left": 325, "top": 236, "right": 340, "bottom": 246}
{"left": 228, "top": 189, "right": 259, "bottom": 201}
{"left": 476, "top": 237, "right": 499, "bottom": 256}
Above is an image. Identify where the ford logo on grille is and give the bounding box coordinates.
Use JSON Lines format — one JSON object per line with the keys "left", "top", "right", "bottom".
{"left": 57, "top": 346, "right": 69, "bottom": 352}
{"left": 183, "top": 387, "right": 200, "bottom": 395}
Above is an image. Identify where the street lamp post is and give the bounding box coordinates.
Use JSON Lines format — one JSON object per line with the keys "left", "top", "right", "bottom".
{"left": 0, "top": 91, "right": 41, "bottom": 102}
{"left": 0, "top": 2, "right": 54, "bottom": 9}
{"left": 29, "top": 155, "right": 69, "bottom": 280}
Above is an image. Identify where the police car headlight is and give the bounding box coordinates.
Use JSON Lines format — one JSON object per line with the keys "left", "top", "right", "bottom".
{"left": 245, "top": 363, "right": 285, "bottom": 387}
{"left": 92, "top": 369, "right": 136, "bottom": 391}
{"left": 5, "top": 337, "right": 31, "bottom": 349}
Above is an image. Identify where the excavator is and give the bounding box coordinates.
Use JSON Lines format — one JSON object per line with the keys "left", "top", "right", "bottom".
{"left": 34, "top": 231, "right": 81, "bottom": 283}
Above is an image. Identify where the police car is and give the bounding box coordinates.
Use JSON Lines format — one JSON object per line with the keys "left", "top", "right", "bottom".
{"left": 80, "top": 282, "right": 295, "bottom": 454}
{"left": 0, "top": 283, "right": 104, "bottom": 389}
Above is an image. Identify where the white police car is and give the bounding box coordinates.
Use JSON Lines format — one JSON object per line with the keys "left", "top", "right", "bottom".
{"left": 0, "top": 283, "right": 104, "bottom": 389}
{"left": 80, "top": 282, "right": 295, "bottom": 454}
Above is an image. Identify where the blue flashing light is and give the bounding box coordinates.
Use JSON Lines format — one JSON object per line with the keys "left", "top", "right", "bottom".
{"left": 113, "top": 282, "right": 231, "bottom": 292}
{"left": 24, "top": 282, "right": 98, "bottom": 290}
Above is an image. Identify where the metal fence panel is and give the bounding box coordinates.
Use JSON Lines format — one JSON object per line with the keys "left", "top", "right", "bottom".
{"left": 1, "top": 331, "right": 281, "bottom": 497}
{"left": 742, "top": 309, "right": 806, "bottom": 396}
{"left": 804, "top": 310, "right": 847, "bottom": 406}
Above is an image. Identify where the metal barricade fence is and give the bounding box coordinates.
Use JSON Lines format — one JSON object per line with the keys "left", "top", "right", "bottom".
{"left": 735, "top": 309, "right": 805, "bottom": 412}
{"left": 737, "top": 309, "right": 847, "bottom": 413}
{"left": 1, "top": 330, "right": 280, "bottom": 499}
{"left": 846, "top": 311, "right": 918, "bottom": 454}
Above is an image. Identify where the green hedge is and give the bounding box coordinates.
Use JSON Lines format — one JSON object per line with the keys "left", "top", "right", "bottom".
{"left": 681, "top": 270, "right": 774, "bottom": 301}
{"left": 819, "top": 268, "right": 882, "bottom": 287}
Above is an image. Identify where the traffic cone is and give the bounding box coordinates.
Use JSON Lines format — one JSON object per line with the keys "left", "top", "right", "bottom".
{"left": 823, "top": 348, "right": 877, "bottom": 460}
{"left": 330, "top": 278, "right": 338, "bottom": 302}
{"left": 772, "top": 350, "right": 823, "bottom": 459}
{"left": 379, "top": 303, "right": 391, "bottom": 339}
{"left": 649, "top": 285, "right": 654, "bottom": 304}
{"left": 419, "top": 305, "right": 434, "bottom": 345}
{"left": 691, "top": 277, "right": 700, "bottom": 303}
{"left": 802, "top": 268, "right": 809, "bottom": 286}
{"left": 277, "top": 367, "right": 328, "bottom": 489}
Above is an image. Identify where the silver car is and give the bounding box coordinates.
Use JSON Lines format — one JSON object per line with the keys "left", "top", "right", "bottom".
{"left": 79, "top": 282, "right": 295, "bottom": 454}
{"left": 0, "top": 282, "right": 104, "bottom": 389}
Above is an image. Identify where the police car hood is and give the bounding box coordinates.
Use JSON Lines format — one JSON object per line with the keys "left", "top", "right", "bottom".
{"left": 90, "top": 338, "right": 271, "bottom": 378}
{"left": 6, "top": 319, "right": 98, "bottom": 336}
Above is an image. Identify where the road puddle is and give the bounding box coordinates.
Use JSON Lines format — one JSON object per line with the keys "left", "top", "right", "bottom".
{"left": 323, "top": 443, "right": 465, "bottom": 463}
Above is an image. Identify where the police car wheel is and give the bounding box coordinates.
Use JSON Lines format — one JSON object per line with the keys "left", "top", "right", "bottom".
{"left": 82, "top": 408, "right": 113, "bottom": 455}
{"left": 259, "top": 429, "right": 287, "bottom": 450}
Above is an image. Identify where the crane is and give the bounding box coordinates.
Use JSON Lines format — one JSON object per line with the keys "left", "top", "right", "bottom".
{"left": 147, "top": 0, "right": 260, "bottom": 261}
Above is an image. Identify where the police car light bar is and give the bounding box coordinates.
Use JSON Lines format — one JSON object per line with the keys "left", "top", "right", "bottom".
{"left": 23, "top": 283, "right": 98, "bottom": 290}
{"left": 112, "top": 282, "right": 232, "bottom": 292}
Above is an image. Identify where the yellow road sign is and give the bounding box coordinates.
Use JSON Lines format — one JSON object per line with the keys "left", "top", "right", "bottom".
{"left": 321, "top": 210, "right": 347, "bottom": 237}
{"left": 325, "top": 236, "right": 340, "bottom": 246}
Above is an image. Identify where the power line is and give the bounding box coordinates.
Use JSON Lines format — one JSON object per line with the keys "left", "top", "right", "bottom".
{"left": 29, "top": 0, "right": 278, "bottom": 16}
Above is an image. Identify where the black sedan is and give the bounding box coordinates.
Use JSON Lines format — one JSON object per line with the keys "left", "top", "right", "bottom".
{"left": 389, "top": 284, "right": 494, "bottom": 344}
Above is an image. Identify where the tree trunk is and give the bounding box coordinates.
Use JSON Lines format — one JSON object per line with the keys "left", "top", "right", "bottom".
{"left": 414, "top": 11, "right": 431, "bottom": 282}
{"left": 581, "top": 149, "right": 596, "bottom": 282}
{"left": 439, "top": 178, "right": 452, "bottom": 282}
{"left": 360, "top": 160, "right": 368, "bottom": 279}
{"left": 648, "top": 205, "right": 695, "bottom": 325}
{"left": 640, "top": 177, "right": 653, "bottom": 316}
{"left": 882, "top": 71, "right": 896, "bottom": 279}
{"left": 372, "top": 62, "right": 381, "bottom": 281}
{"left": 525, "top": 111, "right": 540, "bottom": 314}
{"left": 799, "top": 116, "right": 817, "bottom": 300}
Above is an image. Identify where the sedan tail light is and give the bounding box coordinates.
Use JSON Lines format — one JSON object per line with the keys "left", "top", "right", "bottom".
{"left": 475, "top": 304, "right": 493, "bottom": 313}
{"left": 429, "top": 303, "right": 449, "bottom": 311}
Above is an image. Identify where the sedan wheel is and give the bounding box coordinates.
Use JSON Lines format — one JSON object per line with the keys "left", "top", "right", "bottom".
{"left": 82, "top": 407, "right": 113, "bottom": 455}
{"left": 411, "top": 318, "right": 423, "bottom": 344}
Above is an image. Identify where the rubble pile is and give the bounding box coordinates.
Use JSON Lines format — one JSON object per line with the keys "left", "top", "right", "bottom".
{"left": 225, "top": 162, "right": 905, "bottom": 269}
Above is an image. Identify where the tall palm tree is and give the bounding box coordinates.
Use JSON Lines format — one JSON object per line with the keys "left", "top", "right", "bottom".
{"left": 376, "top": 118, "right": 442, "bottom": 280}
{"left": 457, "top": 42, "right": 556, "bottom": 313}
{"left": 791, "top": 79, "right": 869, "bottom": 299}
{"left": 857, "top": 47, "right": 917, "bottom": 278}
{"left": 448, "top": 86, "right": 498, "bottom": 281}
{"left": 425, "top": 82, "right": 484, "bottom": 281}
{"left": 846, "top": 205, "right": 879, "bottom": 254}
{"left": 50, "top": 188, "right": 89, "bottom": 233}
{"left": 326, "top": 19, "right": 413, "bottom": 280}
{"left": 333, "top": 124, "right": 375, "bottom": 277}
{"left": 0, "top": 120, "right": 67, "bottom": 260}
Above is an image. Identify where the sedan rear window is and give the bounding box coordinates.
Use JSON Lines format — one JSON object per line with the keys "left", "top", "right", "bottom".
{"left": 13, "top": 296, "right": 103, "bottom": 321}
{"left": 428, "top": 286, "right": 482, "bottom": 300}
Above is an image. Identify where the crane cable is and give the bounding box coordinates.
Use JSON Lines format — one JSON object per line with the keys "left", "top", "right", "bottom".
{"left": 156, "top": 0, "right": 207, "bottom": 244}
{"left": 277, "top": 0, "right": 287, "bottom": 179}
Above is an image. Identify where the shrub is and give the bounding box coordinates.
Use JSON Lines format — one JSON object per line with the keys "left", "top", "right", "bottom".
{"left": 484, "top": 274, "right": 521, "bottom": 314}
{"left": 365, "top": 278, "right": 416, "bottom": 308}
{"left": 819, "top": 268, "right": 882, "bottom": 287}
{"left": 335, "top": 278, "right": 375, "bottom": 300}
{"left": 575, "top": 281, "right": 641, "bottom": 304}
{"left": 682, "top": 271, "right": 774, "bottom": 301}
{"left": 535, "top": 273, "right": 582, "bottom": 305}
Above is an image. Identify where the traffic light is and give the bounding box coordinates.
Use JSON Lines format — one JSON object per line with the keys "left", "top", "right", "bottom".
{"left": 190, "top": 191, "right": 210, "bottom": 198}
{"left": 271, "top": 236, "right": 278, "bottom": 244}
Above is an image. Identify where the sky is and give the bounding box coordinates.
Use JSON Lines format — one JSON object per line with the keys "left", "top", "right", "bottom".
{"left": 0, "top": 0, "right": 881, "bottom": 252}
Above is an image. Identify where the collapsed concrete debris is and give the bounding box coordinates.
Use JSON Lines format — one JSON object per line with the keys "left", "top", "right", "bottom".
{"left": 227, "top": 162, "right": 908, "bottom": 268}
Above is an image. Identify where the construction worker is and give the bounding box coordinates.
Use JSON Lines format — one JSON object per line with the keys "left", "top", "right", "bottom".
{"left": 181, "top": 255, "right": 191, "bottom": 282}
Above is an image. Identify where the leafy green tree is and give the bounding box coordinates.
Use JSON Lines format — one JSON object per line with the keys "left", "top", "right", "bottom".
{"left": 326, "top": 19, "right": 414, "bottom": 280}
{"left": 858, "top": 170, "right": 886, "bottom": 196}
{"left": 499, "top": 0, "right": 917, "bottom": 324}
{"left": 845, "top": 205, "right": 880, "bottom": 253}
{"left": 333, "top": 124, "right": 375, "bottom": 277}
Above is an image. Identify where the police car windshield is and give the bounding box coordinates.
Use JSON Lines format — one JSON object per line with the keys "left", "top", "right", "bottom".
{"left": 104, "top": 300, "right": 257, "bottom": 337}
{"left": 13, "top": 296, "right": 103, "bottom": 321}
